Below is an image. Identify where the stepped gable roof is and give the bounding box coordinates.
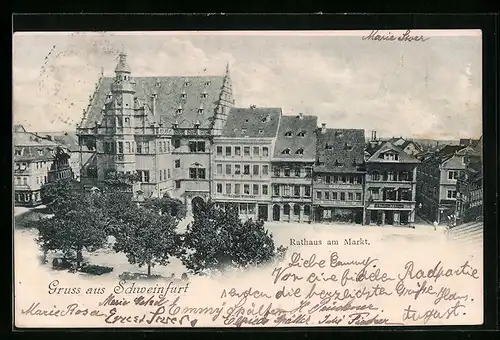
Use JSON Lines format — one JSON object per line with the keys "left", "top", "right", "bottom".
{"left": 273, "top": 114, "right": 318, "bottom": 161}
{"left": 221, "top": 107, "right": 281, "bottom": 138}
{"left": 81, "top": 75, "right": 226, "bottom": 129}
{"left": 366, "top": 141, "right": 420, "bottom": 164}
{"left": 315, "top": 128, "right": 365, "bottom": 172}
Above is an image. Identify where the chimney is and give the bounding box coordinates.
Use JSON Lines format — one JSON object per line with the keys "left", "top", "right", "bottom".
{"left": 298, "top": 112, "right": 303, "bottom": 119}
{"left": 321, "top": 123, "right": 326, "bottom": 134}
{"left": 373, "top": 131, "right": 377, "bottom": 141}
{"left": 151, "top": 92, "right": 157, "bottom": 116}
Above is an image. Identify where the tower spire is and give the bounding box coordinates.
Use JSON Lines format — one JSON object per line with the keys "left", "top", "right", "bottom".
{"left": 115, "top": 47, "right": 131, "bottom": 74}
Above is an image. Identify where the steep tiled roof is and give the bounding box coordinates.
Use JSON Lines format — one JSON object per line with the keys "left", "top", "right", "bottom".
{"left": 14, "top": 131, "right": 60, "bottom": 162}
{"left": 366, "top": 141, "right": 420, "bottom": 164}
{"left": 81, "top": 75, "right": 226, "bottom": 129}
{"left": 273, "top": 114, "right": 318, "bottom": 161}
{"left": 388, "top": 137, "right": 406, "bottom": 146}
{"left": 221, "top": 107, "right": 281, "bottom": 138}
{"left": 437, "top": 145, "right": 464, "bottom": 157}
{"left": 401, "top": 140, "right": 421, "bottom": 151}
{"left": 315, "top": 128, "right": 366, "bottom": 172}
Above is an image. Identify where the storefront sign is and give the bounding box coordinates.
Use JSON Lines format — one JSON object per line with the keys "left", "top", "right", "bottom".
{"left": 372, "top": 203, "right": 411, "bottom": 209}
{"left": 327, "top": 184, "right": 362, "bottom": 190}
{"left": 226, "top": 194, "right": 257, "bottom": 199}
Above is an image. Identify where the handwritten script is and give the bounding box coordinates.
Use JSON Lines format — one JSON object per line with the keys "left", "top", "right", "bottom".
{"left": 362, "top": 30, "right": 430, "bottom": 42}
{"left": 18, "top": 251, "right": 480, "bottom": 327}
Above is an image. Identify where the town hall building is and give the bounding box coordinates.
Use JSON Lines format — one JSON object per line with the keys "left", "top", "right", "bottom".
{"left": 76, "top": 51, "right": 234, "bottom": 214}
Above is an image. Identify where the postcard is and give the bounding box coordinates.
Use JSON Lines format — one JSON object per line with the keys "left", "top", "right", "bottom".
{"left": 13, "top": 29, "right": 483, "bottom": 328}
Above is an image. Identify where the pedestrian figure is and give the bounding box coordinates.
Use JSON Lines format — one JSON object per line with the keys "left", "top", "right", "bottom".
{"left": 433, "top": 220, "right": 438, "bottom": 231}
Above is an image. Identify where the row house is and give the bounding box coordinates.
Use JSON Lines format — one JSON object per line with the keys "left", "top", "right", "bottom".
{"left": 76, "top": 51, "right": 234, "bottom": 214}
{"left": 456, "top": 138, "right": 483, "bottom": 224}
{"left": 416, "top": 144, "right": 478, "bottom": 225}
{"left": 313, "top": 126, "right": 366, "bottom": 224}
{"left": 212, "top": 107, "right": 281, "bottom": 221}
{"left": 364, "top": 141, "right": 419, "bottom": 226}
{"left": 14, "top": 125, "right": 73, "bottom": 206}
{"left": 270, "top": 113, "right": 317, "bottom": 223}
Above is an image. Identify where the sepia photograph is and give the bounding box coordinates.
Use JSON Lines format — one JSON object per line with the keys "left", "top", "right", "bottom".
{"left": 13, "top": 29, "right": 483, "bottom": 328}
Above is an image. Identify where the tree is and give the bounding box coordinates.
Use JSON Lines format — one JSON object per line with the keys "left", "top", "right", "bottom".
{"left": 181, "top": 201, "right": 286, "bottom": 274}
{"left": 142, "top": 195, "right": 187, "bottom": 221}
{"left": 95, "top": 190, "right": 138, "bottom": 236}
{"left": 40, "top": 179, "right": 79, "bottom": 214}
{"left": 36, "top": 192, "right": 109, "bottom": 268}
{"left": 102, "top": 171, "right": 140, "bottom": 192}
{"left": 112, "top": 205, "right": 179, "bottom": 276}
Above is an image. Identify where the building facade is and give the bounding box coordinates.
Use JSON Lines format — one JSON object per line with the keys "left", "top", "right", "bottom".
{"left": 76, "top": 52, "right": 234, "bottom": 214}
{"left": 313, "top": 126, "right": 366, "bottom": 224}
{"left": 456, "top": 141, "right": 483, "bottom": 224}
{"left": 416, "top": 145, "right": 479, "bottom": 225}
{"left": 14, "top": 125, "right": 73, "bottom": 206}
{"left": 212, "top": 107, "right": 281, "bottom": 221}
{"left": 364, "top": 141, "right": 419, "bottom": 226}
{"left": 270, "top": 113, "right": 317, "bottom": 223}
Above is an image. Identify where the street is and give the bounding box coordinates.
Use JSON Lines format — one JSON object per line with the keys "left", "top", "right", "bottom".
{"left": 14, "top": 206, "right": 447, "bottom": 281}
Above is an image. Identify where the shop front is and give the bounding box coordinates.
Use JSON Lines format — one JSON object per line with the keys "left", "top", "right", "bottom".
{"left": 315, "top": 206, "right": 363, "bottom": 224}
{"left": 365, "top": 202, "right": 415, "bottom": 226}
{"left": 215, "top": 197, "right": 272, "bottom": 222}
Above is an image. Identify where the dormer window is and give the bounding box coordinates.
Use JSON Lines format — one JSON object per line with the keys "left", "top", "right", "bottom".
{"left": 15, "top": 148, "right": 22, "bottom": 156}
{"left": 197, "top": 108, "right": 204, "bottom": 114}
{"left": 345, "top": 142, "right": 353, "bottom": 150}
{"left": 176, "top": 108, "right": 183, "bottom": 114}
{"left": 282, "top": 148, "right": 291, "bottom": 155}
{"left": 298, "top": 131, "right": 306, "bottom": 137}
{"left": 194, "top": 122, "right": 200, "bottom": 129}
{"left": 181, "top": 93, "right": 187, "bottom": 99}
{"left": 204, "top": 81, "right": 211, "bottom": 86}
{"left": 261, "top": 116, "right": 269, "bottom": 123}
{"left": 241, "top": 129, "right": 247, "bottom": 135}
{"left": 172, "top": 122, "right": 178, "bottom": 129}
{"left": 258, "top": 130, "right": 264, "bottom": 134}
{"left": 325, "top": 143, "right": 333, "bottom": 150}
{"left": 184, "top": 81, "right": 191, "bottom": 87}
{"left": 285, "top": 131, "right": 293, "bottom": 137}
{"left": 296, "top": 148, "right": 304, "bottom": 155}
{"left": 201, "top": 93, "right": 208, "bottom": 99}
{"left": 381, "top": 152, "right": 399, "bottom": 161}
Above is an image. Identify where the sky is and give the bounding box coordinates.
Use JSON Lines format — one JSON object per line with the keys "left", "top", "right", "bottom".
{"left": 12, "top": 30, "right": 482, "bottom": 139}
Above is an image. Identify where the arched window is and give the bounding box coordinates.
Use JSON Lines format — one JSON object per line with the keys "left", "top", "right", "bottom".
{"left": 296, "top": 148, "right": 304, "bottom": 155}
{"left": 284, "top": 204, "right": 290, "bottom": 215}
{"left": 285, "top": 131, "right": 293, "bottom": 137}
{"left": 293, "top": 204, "right": 300, "bottom": 216}
{"left": 282, "top": 148, "right": 291, "bottom": 155}
{"left": 297, "top": 131, "right": 306, "bottom": 137}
